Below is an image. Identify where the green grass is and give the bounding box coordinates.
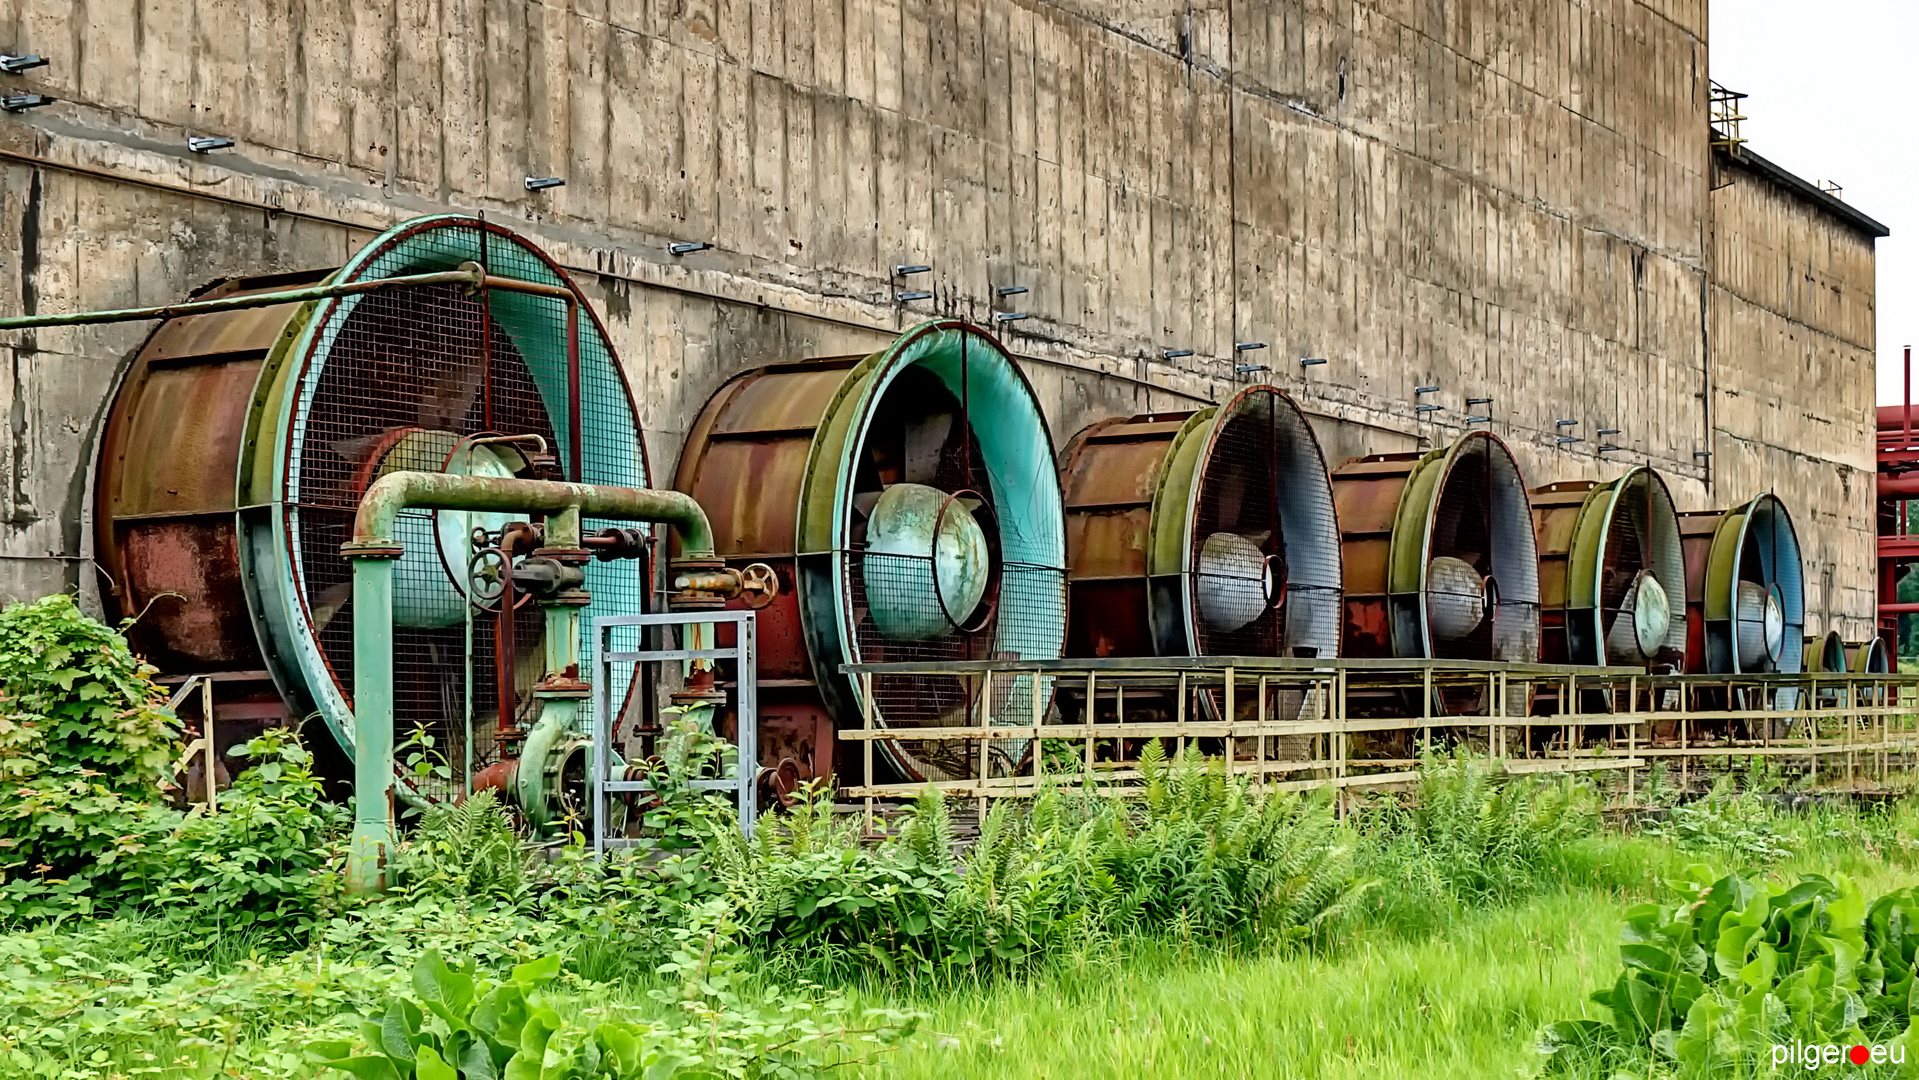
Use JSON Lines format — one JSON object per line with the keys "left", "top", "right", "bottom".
{"left": 860, "top": 822, "right": 1919, "bottom": 1080}
{"left": 10, "top": 782, "right": 1919, "bottom": 1078}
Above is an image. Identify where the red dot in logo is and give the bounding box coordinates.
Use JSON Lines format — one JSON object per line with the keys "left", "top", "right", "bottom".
{"left": 1850, "top": 1045, "right": 1871, "bottom": 1065}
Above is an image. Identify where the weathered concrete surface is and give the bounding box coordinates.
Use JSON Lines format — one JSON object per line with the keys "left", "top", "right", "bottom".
{"left": 0, "top": 0, "right": 1880, "bottom": 638}
{"left": 1708, "top": 149, "right": 1880, "bottom": 640}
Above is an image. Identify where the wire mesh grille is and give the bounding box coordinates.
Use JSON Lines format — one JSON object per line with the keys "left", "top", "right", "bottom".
{"left": 1188, "top": 389, "right": 1342, "bottom": 660}
{"left": 1427, "top": 437, "right": 1540, "bottom": 664}
{"left": 841, "top": 357, "right": 1066, "bottom": 781}
{"left": 281, "top": 219, "right": 649, "bottom": 804}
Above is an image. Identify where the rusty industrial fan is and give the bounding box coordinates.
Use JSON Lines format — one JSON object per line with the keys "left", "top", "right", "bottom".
{"left": 1060, "top": 385, "right": 1342, "bottom": 664}
{"left": 1332, "top": 433, "right": 1541, "bottom": 665}
{"left": 1678, "top": 493, "right": 1805, "bottom": 677}
{"left": 674, "top": 321, "right": 1067, "bottom": 787}
{"left": 1531, "top": 466, "right": 1687, "bottom": 668}
{"left": 94, "top": 216, "right": 650, "bottom": 802}
{"left": 1330, "top": 432, "right": 1540, "bottom": 716}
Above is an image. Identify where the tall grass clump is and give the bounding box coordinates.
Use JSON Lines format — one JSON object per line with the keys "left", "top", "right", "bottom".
{"left": 722, "top": 741, "right": 1367, "bottom": 987}
{"left": 1362, "top": 748, "right": 1596, "bottom": 925}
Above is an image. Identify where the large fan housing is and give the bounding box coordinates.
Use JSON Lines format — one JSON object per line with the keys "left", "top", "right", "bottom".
{"left": 1677, "top": 493, "right": 1805, "bottom": 675}
{"left": 675, "top": 321, "right": 1066, "bottom": 783}
{"left": 1331, "top": 432, "right": 1540, "bottom": 663}
{"left": 1060, "top": 386, "right": 1341, "bottom": 661}
{"left": 1531, "top": 467, "right": 1687, "bottom": 667}
{"left": 94, "top": 216, "right": 648, "bottom": 801}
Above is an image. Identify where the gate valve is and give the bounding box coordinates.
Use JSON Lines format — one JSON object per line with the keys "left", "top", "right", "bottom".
{"left": 668, "top": 559, "right": 780, "bottom": 610}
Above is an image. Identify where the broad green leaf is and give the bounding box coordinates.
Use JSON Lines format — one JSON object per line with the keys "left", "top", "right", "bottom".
{"left": 413, "top": 951, "right": 477, "bottom": 1028}
{"left": 381, "top": 999, "right": 422, "bottom": 1063}
{"left": 1622, "top": 944, "right": 1679, "bottom": 979}
{"left": 415, "top": 1045, "right": 458, "bottom": 1080}
{"left": 315, "top": 1056, "right": 403, "bottom": 1080}
{"left": 510, "top": 955, "right": 563, "bottom": 988}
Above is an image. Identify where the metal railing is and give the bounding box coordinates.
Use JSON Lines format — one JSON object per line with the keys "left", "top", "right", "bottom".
{"left": 839, "top": 655, "right": 1919, "bottom": 824}
{"left": 589, "top": 611, "right": 758, "bottom": 856}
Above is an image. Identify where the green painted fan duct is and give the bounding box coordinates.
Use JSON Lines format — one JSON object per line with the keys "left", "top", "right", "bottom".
{"left": 796, "top": 321, "right": 1068, "bottom": 782}
{"left": 232, "top": 216, "right": 648, "bottom": 797}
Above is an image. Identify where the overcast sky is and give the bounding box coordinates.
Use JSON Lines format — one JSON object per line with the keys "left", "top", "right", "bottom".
{"left": 1710, "top": 0, "right": 1916, "bottom": 405}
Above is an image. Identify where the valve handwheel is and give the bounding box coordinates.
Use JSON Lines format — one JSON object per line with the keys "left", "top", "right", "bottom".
{"left": 466, "top": 547, "right": 509, "bottom": 608}
{"left": 738, "top": 562, "right": 779, "bottom": 609}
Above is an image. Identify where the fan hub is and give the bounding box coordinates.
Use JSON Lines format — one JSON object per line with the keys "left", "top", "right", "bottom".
{"left": 1195, "top": 532, "right": 1283, "bottom": 632}
{"left": 863, "top": 482, "right": 991, "bottom": 640}
{"left": 1735, "top": 579, "right": 1787, "bottom": 668}
{"left": 1427, "top": 556, "right": 1492, "bottom": 642}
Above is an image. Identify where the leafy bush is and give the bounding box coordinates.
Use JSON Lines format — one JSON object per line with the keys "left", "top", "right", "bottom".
{"left": 1541, "top": 868, "right": 1919, "bottom": 1075}
{"left": 0, "top": 595, "right": 179, "bottom": 918}
{"left": 1641, "top": 776, "right": 1795, "bottom": 868}
{"left": 0, "top": 916, "right": 384, "bottom": 1077}
{"left": 145, "top": 730, "right": 348, "bottom": 947}
{"left": 1365, "top": 748, "right": 1595, "bottom": 907}
{"left": 314, "top": 943, "right": 918, "bottom": 1079}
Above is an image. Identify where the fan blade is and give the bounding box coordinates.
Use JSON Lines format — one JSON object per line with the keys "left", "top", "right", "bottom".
{"left": 310, "top": 580, "right": 353, "bottom": 631}
{"left": 853, "top": 490, "right": 883, "bottom": 518}
{"left": 902, "top": 411, "right": 954, "bottom": 485}
{"left": 418, "top": 351, "right": 488, "bottom": 429}
{"left": 330, "top": 430, "right": 391, "bottom": 465}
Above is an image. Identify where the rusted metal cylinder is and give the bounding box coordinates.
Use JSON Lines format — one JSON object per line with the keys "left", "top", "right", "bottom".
{"left": 1681, "top": 494, "right": 1796, "bottom": 679}
{"left": 674, "top": 320, "right": 1067, "bottom": 783}
{"left": 1529, "top": 467, "right": 1687, "bottom": 668}
{"left": 1805, "top": 630, "right": 1847, "bottom": 674}
{"left": 95, "top": 270, "right": 328, "bottom": 679}
{"left": 1059, "top": 385, "right": 1342, "bottom": 661}
{"left": 1329, "top": 432, "right": 1540, "bottom": 665}
{"left": 1677, "top": 493, "right": 1805, "bottom": 675}
{"left": 93, "top": 216, "right": 646, "bottom": 802}
{"left": 1851, "top": 636, "right": 1893, "bottom": 674}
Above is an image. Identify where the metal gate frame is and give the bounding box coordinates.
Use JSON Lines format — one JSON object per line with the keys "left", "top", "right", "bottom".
{"left": 590, "top": 610, "right": 758, "bottom": 857}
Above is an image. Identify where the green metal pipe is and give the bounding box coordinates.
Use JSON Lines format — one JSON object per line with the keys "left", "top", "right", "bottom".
{"left": 351, "top": 470, "right": 718, "bottom": 557}
{"left": 341, "top": 472, "right": 722, "bottom": 892}
{"left": 0, "top": 267, "right": 487, "bottom": 331}
{"left": 344, "top": 554, "right": 399, "bottom": 894}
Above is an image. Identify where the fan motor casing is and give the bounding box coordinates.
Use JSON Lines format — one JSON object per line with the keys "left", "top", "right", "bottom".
{"left": 93, "top": 216, "right": 648, "bottom": 786}
{"left": 1330, "top": 432, "right": 1541, "bottom": 666}
{"left": 1058, "top": 385, "right": 1342, "bottom": 662}
{"left": 1530, "top": 467, "right": 1688, "bottom": 667}
{"left": 674, "top": 320, "right": 1067, "bottom": 783}
{"left": 1677, "top": 493, "right": 1806, "bottom": 675}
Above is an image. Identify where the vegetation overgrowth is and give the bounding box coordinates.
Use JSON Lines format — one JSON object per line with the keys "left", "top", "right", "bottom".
{"left": 2, "top": 597, "right": 1918, "bottom": 1077}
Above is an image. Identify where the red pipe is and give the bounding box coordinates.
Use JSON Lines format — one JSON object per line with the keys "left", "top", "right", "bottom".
{"left": 465, "top": 758, "right": 517, "bottom": 801}
{"left": 1880, "top": 473, "right": 1919, "bottom": 500}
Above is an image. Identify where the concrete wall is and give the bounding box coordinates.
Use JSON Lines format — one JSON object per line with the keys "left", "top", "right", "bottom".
{"left": 1707, "top": 151, "right": 1881, "bottom": 641}
{"left": 0, "top": 0, "right": 1879, "bottom": 635}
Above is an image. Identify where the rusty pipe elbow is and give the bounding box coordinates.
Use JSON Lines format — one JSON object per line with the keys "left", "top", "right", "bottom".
{"left": 347, "top": 471, "right": 718, "bottom": 560}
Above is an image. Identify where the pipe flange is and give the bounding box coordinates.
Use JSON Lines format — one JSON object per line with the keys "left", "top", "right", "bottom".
{"left": 340, "top": 540, "right": 405, "bottom": 561}
{"left": 533, "top": 545, "right": 592, "bottom": 566}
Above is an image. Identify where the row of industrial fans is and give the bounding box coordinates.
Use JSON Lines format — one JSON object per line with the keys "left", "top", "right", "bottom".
{"left": 91, "top": 216, "right": 1875, "bottom": 808}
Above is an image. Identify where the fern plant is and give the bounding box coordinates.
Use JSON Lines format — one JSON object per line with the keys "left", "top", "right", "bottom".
{"left": 391, "top": 789, "right": 527, "bottom": 902}
{"left": 1371, "top": 747, "right": 1597, "bottom": 906}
